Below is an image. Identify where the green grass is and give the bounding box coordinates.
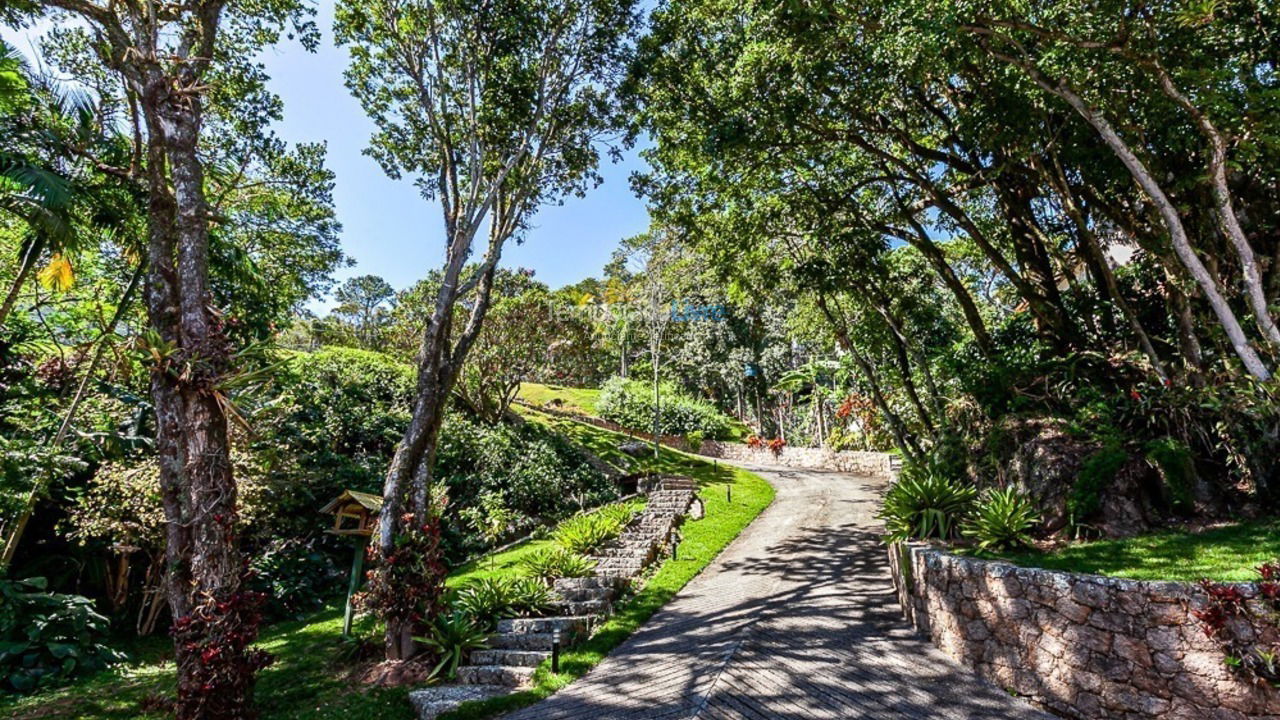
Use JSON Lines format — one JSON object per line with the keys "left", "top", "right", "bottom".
{"left": 446, "top": 496, "right": 647, "bottom": 588}
{"left": 3, "top": 414, "right": 772, "bottom": 720}
{"left": 518, "top": 383, "right": 601, "bottom": 416}
{"left": 518, "top": 382, "right": 751, "bottom": 442}
{"left": 0, "top": 608, "right": 414, "bottom": 720}
{"left": 973, "top": 520, "right": 1280, "bottom": 582}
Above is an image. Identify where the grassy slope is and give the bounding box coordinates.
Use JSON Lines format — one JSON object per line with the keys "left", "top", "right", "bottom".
{"left": 977, "top": 520, "right": 1280, "bottom": 582}
{"left": 517, "top": 383, "right": 602, "bottom": 416}
{"left": 2, "top": 413, "right": 772, "bottom": 720}
{"left": 519, "top": 382, "right": 751, "bottom": 442}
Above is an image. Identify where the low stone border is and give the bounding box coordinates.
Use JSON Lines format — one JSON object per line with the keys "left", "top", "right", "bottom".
{"left": 888, "top": 544, "right": 1280, "bottom": 719}
{"left": 515, "top": 400, "right": 898, "bottom": 478}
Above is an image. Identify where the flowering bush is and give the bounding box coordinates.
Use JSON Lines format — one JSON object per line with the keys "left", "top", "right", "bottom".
{"left": 1193, "top": 561, "right": 1280, "bottom": 688}
{"left": 767, "top": 437, "right": 785, "bottom": 458}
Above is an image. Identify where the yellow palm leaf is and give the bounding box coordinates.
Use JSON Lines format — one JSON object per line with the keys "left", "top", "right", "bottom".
{"left": 37, "top": 253, "right": 75, "bottom": 292}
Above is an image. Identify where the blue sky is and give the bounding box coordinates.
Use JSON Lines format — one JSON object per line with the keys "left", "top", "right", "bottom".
{"left": 4, "top": 0, "right": 653, "bottom": 310}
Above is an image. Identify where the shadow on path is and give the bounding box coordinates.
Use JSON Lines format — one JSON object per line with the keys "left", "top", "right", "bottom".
{"left": 502, "top": 464, "right": 1052, "bottom": 720}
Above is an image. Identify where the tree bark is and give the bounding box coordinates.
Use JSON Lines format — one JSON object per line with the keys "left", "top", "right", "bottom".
{"left": 985, "top": 46, "right": 1272, "bottom": 380}
{"left": 1144, "top": 59, "right": 1280, "bottom": 348}
{"left": 0, "top": 236, "right": 45, "bottom": 328}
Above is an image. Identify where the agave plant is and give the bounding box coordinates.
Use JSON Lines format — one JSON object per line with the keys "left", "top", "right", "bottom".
{"left": 878, "top": 467, "right": 977, "bottom": 543}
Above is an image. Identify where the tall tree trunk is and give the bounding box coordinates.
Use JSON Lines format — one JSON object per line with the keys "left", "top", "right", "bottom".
{"left": 0, "top": 236, "right": 45, "bottom": 328}
{"left": 1038, "top": 152, "right": 1168, "bottom": 380}
{"left": 989, "top": 48, "right": 1272, "bottom": 380}
{"left": 1144, "top": 59, "right": 1280, "bottom": 348}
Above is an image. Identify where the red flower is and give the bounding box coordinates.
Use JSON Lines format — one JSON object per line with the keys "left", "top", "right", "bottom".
{"left": 1129, "top": 389, "right": 1142, "bottom": 401}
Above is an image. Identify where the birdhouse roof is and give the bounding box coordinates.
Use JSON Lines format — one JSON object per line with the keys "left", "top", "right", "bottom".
{"left": 320, "top": 489, "right": 384, "bottom": 515}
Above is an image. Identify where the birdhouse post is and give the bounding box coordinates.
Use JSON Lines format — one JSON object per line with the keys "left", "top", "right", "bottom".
{"left": 320, "top": 490, "right": 383, "bottom": 637}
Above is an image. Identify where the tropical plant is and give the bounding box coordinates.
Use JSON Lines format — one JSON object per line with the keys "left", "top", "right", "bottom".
{"left": 553, "top": 507, "right": 632, "bottom": 554}
{"left": 0, "top": 577, "right": 124, "bottom": 693}
{"left": 416, "top": 611, "right": 488, "bottom": 682}
{"left": 962, "top": 487, "right": 1041, "bottom": 552}
{"left": 879, "top": 468, "right": 978, "bottom": 543}
{"left": 520, "top": 547, "right": 596, "bottom": 585}
{"left": 453, "top": 576, "right": 554, "bottom": 630}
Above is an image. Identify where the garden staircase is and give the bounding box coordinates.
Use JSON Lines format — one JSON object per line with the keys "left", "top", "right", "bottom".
{"left": 411, "top": 478, "right": 698, "bottom": 719}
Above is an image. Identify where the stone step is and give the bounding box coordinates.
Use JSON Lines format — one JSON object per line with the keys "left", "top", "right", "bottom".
{"left": 496, "top": 616, "right": 592, "bottom": 635}
{"left": 595, "top": 567, "right": 639, "bottom": 579}
{"left": 593, "top": 559, "right": 646, "bottom": 570}
{"left": 488, "top": 631, "right": 559, "bottom": 650}
{"left": 409, "top": 685, "right": 512, "bottom": 720}
{"left": 470, "top": 649, "right": 549, "bottom": 667}
{"left": 553, "top": 576, "right": 621, "bottom": 592}
{"left": 551, "top": 599, "right": 610, "bottom": 616}
{"left": 455, "top": 665, "right": 535, "bottom": 687}
{"left": 553, "top": 585, "right": 613, "bottom": 602}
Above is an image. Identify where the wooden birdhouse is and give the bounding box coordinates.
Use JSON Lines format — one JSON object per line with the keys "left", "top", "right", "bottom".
{"left": 320, "top": 489, "right": 383, "bottom": 537}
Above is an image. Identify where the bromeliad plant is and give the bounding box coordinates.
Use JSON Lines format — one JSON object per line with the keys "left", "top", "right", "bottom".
{"left": 520, "top": 547, "right": 596, "bottom": 585}
{"left": 417, "top": 611, "right": 489, "bottom": 682}
{"left": 962, "top": 486, "right": 1041, "bottom": 552}
{"left": 879, "top": 467, "right": 978, "bottom": 543}
{"left": 453, "top": 576, "right": 555, "bottom": 630}
{"left": 1193, "top": 561, "right": 1280, "bottom": 688}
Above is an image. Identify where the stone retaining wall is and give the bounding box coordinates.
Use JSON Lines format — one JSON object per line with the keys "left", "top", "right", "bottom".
{"left": 888, "top": 544, "right": 1280, "bottom": 719}
{"left": 697, "top": 440, "right": 898, "bottom": 478}
{"left": 516, "top": 400, "right": 898, "bottom": 478}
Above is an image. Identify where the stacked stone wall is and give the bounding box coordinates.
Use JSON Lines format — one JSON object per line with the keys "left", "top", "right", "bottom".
{"left": 888, "top": 544, "right": 1280, "bottom": 719}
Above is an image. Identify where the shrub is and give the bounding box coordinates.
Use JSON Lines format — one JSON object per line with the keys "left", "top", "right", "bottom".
{"left": 247, "top": 537, "right": 344, "bottom": 621}
{"left": 684, "top": 430, "right": 704, "bottom": 453}
{"left": 596, "top": 377, "right": 734, "bottom": 439}
{"left": 0, "top": 577, "right": 124, "bottom": 693}
{"left": 1145, "top": 437, "right": 1196, "bottom": 515}
{"left": 1068, "top": 441, "right": 1128, "bottom": 523}
{"left": 520, "top": 547, "right": 596, "bottom": 585}
{"left": 879, "top": 466, "right": 977, "bottom": 542}
{"left": 962, "top": 486, "right": 1041, "bottom": 552}
{"left": 416, "top": 611, "right": 488, "bottom": 681}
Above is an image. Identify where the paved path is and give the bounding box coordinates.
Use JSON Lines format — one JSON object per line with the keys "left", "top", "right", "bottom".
{"left": 503, "top": 461, "right": 1053, "bottom": 720}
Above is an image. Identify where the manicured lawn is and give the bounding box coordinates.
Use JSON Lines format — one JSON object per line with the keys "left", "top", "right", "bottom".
{"left": 977, "top": 520, "right": 1280, "bottom": 582}
{"left": 2, "top": 415, "right": 772, "bottom": 720}
{"left": 518, "top": 382, "right": 602, "bottom": 416}
{"left": 519, "top": 382, "right": 752, "bottom": 442}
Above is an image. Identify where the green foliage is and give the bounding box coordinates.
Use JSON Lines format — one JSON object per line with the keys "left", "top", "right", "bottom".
{"left": 878, "top": 465, "right": 977, "bottom": 543}
{"left": 683, "top": 430, "right": 704, "bottom": 453}
{"left": 962, "top": 487, "right": 1041, "bottom": 552}
{"left": 1068, "top": 442, "right": 1129, "bottom": 523}
{"left": 247, "top": 538, "right": 344, "bottom": 622}
{"left": 597, "top": 376, "right": 733, "bottom": 439}
{"left": 416, "top": 611, "right": 488, "bottom": 682}
{"left": 1145, "top": 438, "right": 1196, "bottom": 515}
{"left": 519, "top": 548, "right": 596, "bottom": 586}
{"left": 452, "top": 577, "right": 554, "bottom": 630}
{"left": 551, "top": 505, "right": 635, "bottom": 554}
{"left": 0, "top": 577, "right": 123, "bottom": 693}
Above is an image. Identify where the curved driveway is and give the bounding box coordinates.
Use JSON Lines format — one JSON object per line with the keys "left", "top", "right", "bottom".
{"left": 504, "top": 461, "right": 1052, "bottom": 720}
